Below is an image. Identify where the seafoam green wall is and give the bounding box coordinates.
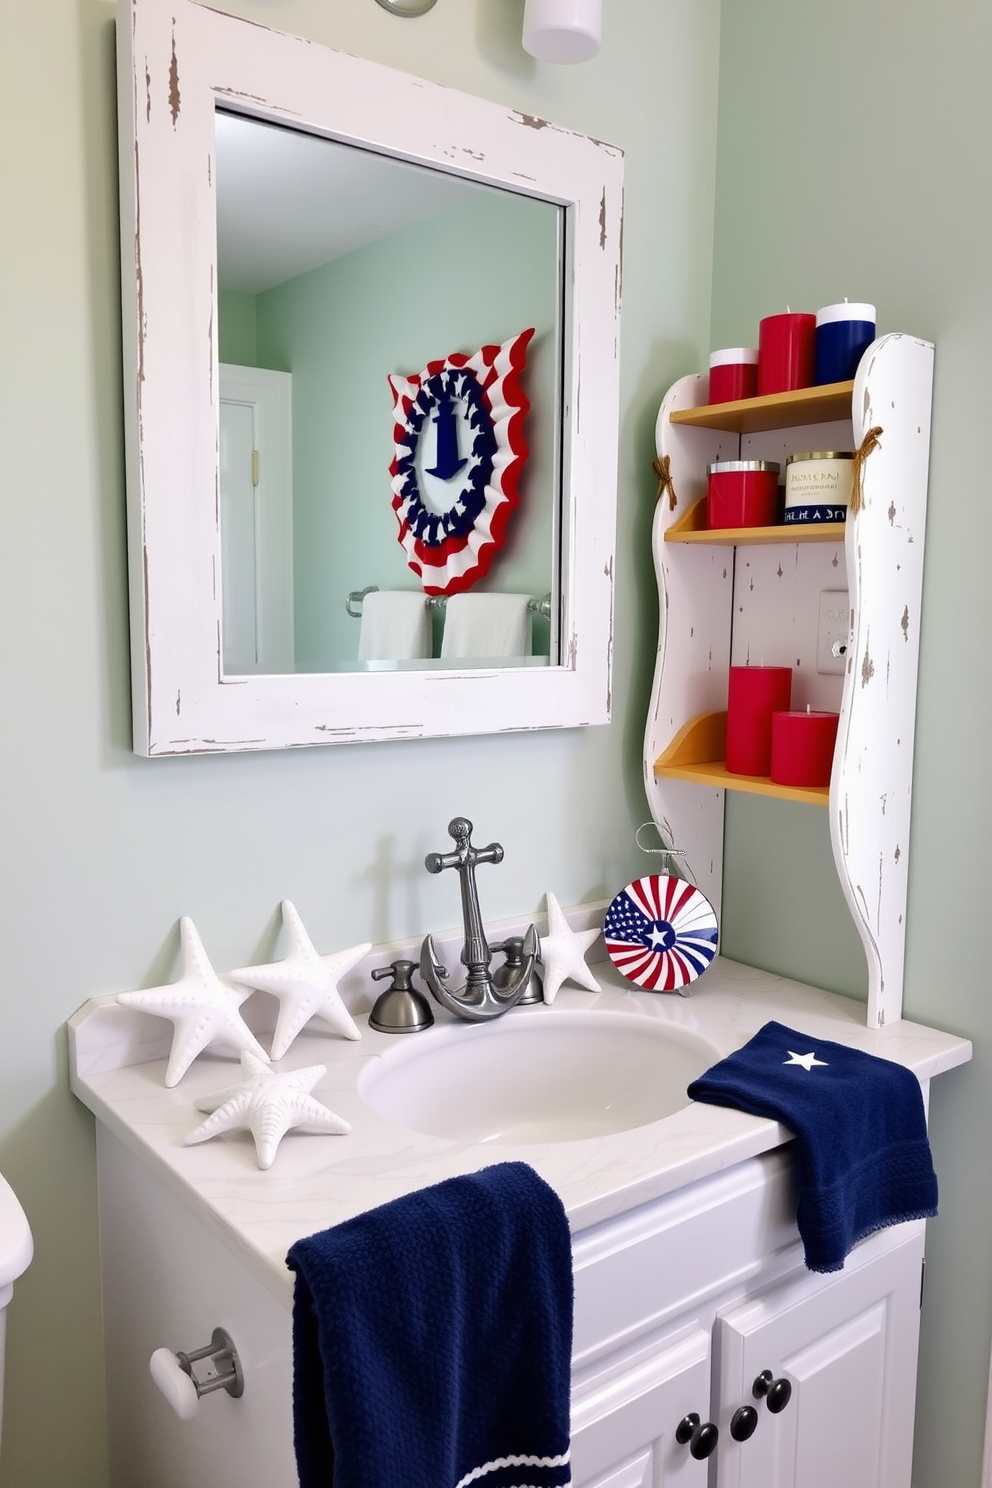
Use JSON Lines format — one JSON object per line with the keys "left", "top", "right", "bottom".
{"left": 0, "top": 2, "right": 719, "bottom": 1483}
{"left": 254, "top": 189, "right": 559, "bottom": 670}
{"left": 712, "top": 3, "right": 992, "bottom": 1483}
{"left": 218, "top": 287, "right": 258, "bottom": 367}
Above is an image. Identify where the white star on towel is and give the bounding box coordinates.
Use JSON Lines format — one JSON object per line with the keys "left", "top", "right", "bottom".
{"left": 229, "top": 901, "right": 368, "bottom": 1060}
{"left": 539, "top": 892, "right": 602, "bottom": 1005}
{"left": 185, "top": 1052, "right": 350, "bottom": 1170}
{"left": 784, "top": 1050, "right": 829, "bottom": 1071}
{"left": 117, "top": 918, "right": 270, "bottom": 1088}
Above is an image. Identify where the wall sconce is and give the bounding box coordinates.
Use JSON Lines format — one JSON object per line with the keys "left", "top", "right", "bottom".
{"left": 522, "top": 0, "right": 602, "bottom": 62}
{"left": 372, "top": 0, "right": 601, "bottom": 64}
{"left": 373, "top": 0, "right": 438, "bottom": 14}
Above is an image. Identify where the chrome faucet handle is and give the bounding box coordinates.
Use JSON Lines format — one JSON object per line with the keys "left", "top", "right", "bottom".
{"left": 490, "top": 936, "right": 544, "bottom": 1004}
{"left": 368, "top": 959, "right": 434, "bottom": 1034}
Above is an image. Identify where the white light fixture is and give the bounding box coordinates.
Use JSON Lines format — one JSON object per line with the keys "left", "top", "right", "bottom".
{"left": 522, "top": 0, "right": 602, "bottom": 63}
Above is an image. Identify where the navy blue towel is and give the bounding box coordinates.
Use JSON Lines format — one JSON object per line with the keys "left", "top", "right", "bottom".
{"left": 286, "top": 1162, "right": 573, "bottom": 1488}
{"left": 687, "top": 1021, "right": 938, "bottom": 1273}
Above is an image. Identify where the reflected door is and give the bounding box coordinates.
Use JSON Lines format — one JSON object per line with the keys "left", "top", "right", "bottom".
{"left": 219, "top": 364, "right": 295, "bottom": 674}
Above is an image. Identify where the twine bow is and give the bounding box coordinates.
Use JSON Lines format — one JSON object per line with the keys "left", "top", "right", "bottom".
{"left": 653, "top": 454, "right": 677, "bottom": 510}
{"left": 849, "top": 425, "right": 883, "bottom": 515}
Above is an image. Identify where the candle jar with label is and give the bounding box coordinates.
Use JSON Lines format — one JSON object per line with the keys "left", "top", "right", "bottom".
{"left": 783, "top": 450, "right": 853, "bottom": 525}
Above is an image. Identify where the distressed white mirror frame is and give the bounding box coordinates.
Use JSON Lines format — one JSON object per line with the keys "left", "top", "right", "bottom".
{"left": 118, "top": 0, "right": 623, "bottom": 756}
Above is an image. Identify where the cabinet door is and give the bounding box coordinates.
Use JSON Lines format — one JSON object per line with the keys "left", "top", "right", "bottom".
{"left": 570, "top": 1328, "right": 712, "bottom": 1487}
{"left": 713, "top": 1225, "right": 925, "bottom": 1488}
{"left": 98, "top": 1130, "right": 296, "bottom": 1488}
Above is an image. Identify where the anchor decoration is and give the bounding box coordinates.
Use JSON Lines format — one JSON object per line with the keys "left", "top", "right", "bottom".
{"left": 387, "top": 328, "right": 534, "bottom": 596}
{"left": 425, "top": 388, "right": 468, "bottom": 482}
{"left": 420, "top": 816, "right": 539, "bottom": 1022}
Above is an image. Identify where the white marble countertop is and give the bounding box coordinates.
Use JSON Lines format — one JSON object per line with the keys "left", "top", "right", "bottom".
{"left": 68, "top": 951, "right": 971, "bottom": 1310}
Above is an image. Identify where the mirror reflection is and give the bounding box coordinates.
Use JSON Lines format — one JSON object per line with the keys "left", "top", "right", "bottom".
{"left": 215, "top": 112, "right": 564, "bottom": 677}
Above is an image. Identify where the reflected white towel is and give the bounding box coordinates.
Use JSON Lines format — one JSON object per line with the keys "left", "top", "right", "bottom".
{"left": 440, "top": 592, "right": 532, "bottom": 660}
{"left": 358, "top": 590, "right": 432, "bottom": 661}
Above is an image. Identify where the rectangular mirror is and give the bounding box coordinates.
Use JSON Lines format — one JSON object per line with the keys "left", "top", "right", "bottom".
{"left": 215, "top": 113, "right": 562, "bottom": 676}
{"left": 118, "top": 0, "right": 623, "bottom": 753}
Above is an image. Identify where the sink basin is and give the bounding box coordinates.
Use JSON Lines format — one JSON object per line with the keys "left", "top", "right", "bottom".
{"left": 358, "top": 1008, "right": 722, "bottom": 1144}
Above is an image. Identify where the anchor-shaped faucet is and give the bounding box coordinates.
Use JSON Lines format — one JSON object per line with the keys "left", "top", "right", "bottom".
{"left": 420, "top": 817, "right": 538, "bottom": 1023}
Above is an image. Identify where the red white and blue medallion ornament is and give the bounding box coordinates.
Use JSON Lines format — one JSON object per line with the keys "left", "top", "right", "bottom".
{"left": 387, "top": 327, "right": 534, "bottom": 596}
{"left": 604, "top": 875, "right": 719, "bottom": 992}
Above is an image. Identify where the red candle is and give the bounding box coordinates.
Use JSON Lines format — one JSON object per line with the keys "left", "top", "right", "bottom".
{"left": 707, "top": 461, "right": 780, "bottom": 528}
{"left": 770, "top": 708, "right": 840, "bottom": 788}
{"left": 758, "top": 312, "right": 817, "bottom": 395}
{"left": 726, "top": 666, "right": 792, "bottom": 776}
{"left": 708, "top": 347, "right": 759, "bottom": 404}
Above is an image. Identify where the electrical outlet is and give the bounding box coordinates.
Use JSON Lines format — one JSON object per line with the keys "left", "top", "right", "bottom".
{"left": 817, "top": 590, "right": 851, "bottom": 675}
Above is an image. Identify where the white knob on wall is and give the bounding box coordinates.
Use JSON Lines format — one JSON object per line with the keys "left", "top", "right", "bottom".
{"left": 149, "top": 1328, "right": 244, "bottom": 1419}
{"left": 150, "top": 1349, "right": 201, "bottom": 1420}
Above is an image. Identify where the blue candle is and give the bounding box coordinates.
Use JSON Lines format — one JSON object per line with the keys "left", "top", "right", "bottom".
{"left": 814, "top": 301, "right": 876, "bottom": 385}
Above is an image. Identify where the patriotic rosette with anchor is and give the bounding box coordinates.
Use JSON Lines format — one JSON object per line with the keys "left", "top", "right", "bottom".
{"left": 604, "top": 828, "right": 719, "bottom": 993}
{"left": 387, "top": 327, "right": 534, "bottom": 596}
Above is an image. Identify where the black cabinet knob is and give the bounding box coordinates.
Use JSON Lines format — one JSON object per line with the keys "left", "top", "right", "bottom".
{"left": 753, "top": 1369, "right": 793, "bottom": 1414}
{"left": 730, "top": 1405, "right": 759, "bottom": 1441}
{"left": 675, "top": 1412, "right": 700, "bottom": 1445}
{"left": 690, "top": 1421, "right": 719, "bottom": 1460}
{"left": 767, "top": 1378, "right": 792, "bottom": 1413}
{"left": 675, "top": 1413, "right": 719, "bottom": 1459}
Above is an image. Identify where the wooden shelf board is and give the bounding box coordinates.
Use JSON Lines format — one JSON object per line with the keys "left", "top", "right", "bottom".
{"left": 653, "top": 712, "right": 829, "bottom": 805}
{"left": 655, "top": 758, "right": 830, "bottom": 807}
{"left": 665, "top": 513, "right": 847, "bottom": 547}
{"left": 668, "top": 380, "right": 854, "bottom": 435}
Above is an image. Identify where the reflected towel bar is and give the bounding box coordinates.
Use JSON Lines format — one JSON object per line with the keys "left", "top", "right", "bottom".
{"left": 346, "top": 587, "right": 552, "bottom": 619}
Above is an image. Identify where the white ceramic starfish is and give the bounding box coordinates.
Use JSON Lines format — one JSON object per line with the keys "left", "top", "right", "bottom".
{"left": 229, "top": 901, "right": 369, "bottom": 1060}
{"left": 540, "top": 891, "right": 602, "bottom": 1004}
{"left": 117, "top": 918, "right": 270, "bottom": 1088}
{"left": 185, "top": 1052, "right": 351, "bottom": 1169}
{"left": 784, "top": 1050, "right": 829, "bottom": 1071}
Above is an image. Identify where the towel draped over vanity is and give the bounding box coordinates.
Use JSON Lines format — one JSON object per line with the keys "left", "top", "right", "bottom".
{"left": 286, "top": 1160, "right": 573, "bottom": 1488}
{"left": 687, "top": 1020, "right": 938, "bottom": 1272}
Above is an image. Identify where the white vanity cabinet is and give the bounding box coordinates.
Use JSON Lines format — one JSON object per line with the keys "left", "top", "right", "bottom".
{"left": 645, "top": 334, "right": 934, "bottom": 1029}
{"left": 571, "top": 1328, "right": 711, "bottom": 1487}
{"left": 569, "top": 1148, "right": 924, "bottom": 1488}
{"left": 93, "top": 1126, "right": 925, "bottom": 1488}
{"left": 713, "top": 1226, "right": 924, "bottom": 1488}
{"left": 71, "top": 970, "right": 968, "bottom": 1488}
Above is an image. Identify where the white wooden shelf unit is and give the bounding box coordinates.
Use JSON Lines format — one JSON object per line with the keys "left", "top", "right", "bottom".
{"left": 642, "top": 335, "right": 934, "bottom": 1029}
